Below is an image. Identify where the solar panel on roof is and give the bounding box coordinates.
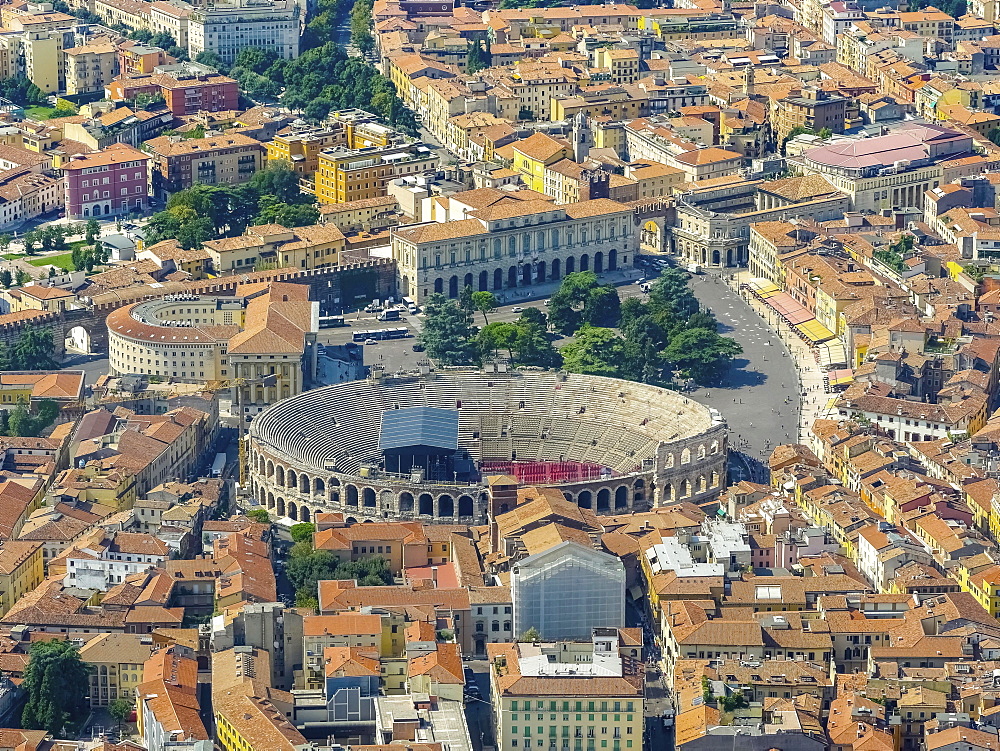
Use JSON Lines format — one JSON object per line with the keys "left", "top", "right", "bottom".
{"left": 379, "top": 407, "right": 459, "bottom": 452}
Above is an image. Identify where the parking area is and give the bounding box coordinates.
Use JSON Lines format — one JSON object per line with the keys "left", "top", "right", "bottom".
{"left": 317, "top": 312, "right": 427, "bottom": 374}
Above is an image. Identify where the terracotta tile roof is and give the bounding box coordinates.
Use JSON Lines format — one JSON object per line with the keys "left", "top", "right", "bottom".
{"left": 303, "top": 613, "right": 383, "bottom": 637}
{"left": 323, "top": 646, "right": 380, "bottom": 677}
{"left": 62, "top": 143, "right": 147, "bottom": 171}
{"left": 408, "top": 642, "right": 464, "bottom": 683}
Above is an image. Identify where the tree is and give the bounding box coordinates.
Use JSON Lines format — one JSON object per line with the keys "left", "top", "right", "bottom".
{"left": 21, "top": 640, "right": 90, "bottom": 735}
{"left": 84, "top": 219, "right": 100, "bottom": 245}
{"left": 350, "top": 0, "right": 375, "bottom": 54}
{"left": 547, "top": 290, "right": 581, "bottom": 334}
{"left": 287, "top": 553, "right": 393, "bottom": 603}
{"left": 513, "top": 319, "right": 560, "bottom": 368}
{"left": 195, "top": 50, "right": 225, "bottom": 71}
{"left": 295, "top": 593, "right": 319, "bottom": 611}
{"left": 304, "top": 98, "right": 333, "bottom": 123}
{"left": 471, "top": 291, "right": 497, "bottom": 324}
{"left": 290, "top": 522, "right": 316, "bottom": 544}
{"left": 246, "top": 509, "right": 270, "bottom": 523}
{"left": 14, "top": 269, "right": 30, "bottom": 286}
{"left": 664, "top": 327, "right": 743, "bottom": 384}
{"left": 458, "top": 284, "right": 475, "bottom": 315}
{"left": 0, "top": 234, "right": 11, "bottom": 253}
{"left": 466, "top": 39, "right": 490, "bottom": 74}
{"left": 478, "top": 321, "right": 519, "bottom": 359}
{"left": 720, "top": 691, "right": 747, "bottom": 712}
{"left": 417, "top": 294, "right": 480, "bottom": 365}
{"left": 255, "top": 200, "right": 319, "bottom": 228}
{"left": 547, "top": 272, "right": 619, "bottom": 333}
{"left": 518, "top": 307, "right": 547, "bottom": 330}
{"left": 6, "top": 400, "right": 60, "bottom": 438}
{"left": 559, "top": 326, "right": 627, "bottom": 377}
{"left": 9, "top": 328, "right": 57, "bottom": 370}
{"left": 517, "top": 627, "right": 541, "bottom": 642}
{"left": 0, "top": 269, "right": 10, "bottom": 289}
{"left": 6, "top": 404, "right": 29, "bottom": 437}
{"left": 583, "top": 285, "right": 621, "bottom": 327}
{"left": 0, "top": 76, "right": 46, "bottom": 107}
{"left": 647, "top": 269, "right": 699, "bottom": 319}
{"left": 248, "top": 160, "right": 305, "bottom": 205}
{"left": 108, "top": 698, "right": 133, "bottom": 736}
{"left": 21, "top": 230, "right": 36, "bottom": 255}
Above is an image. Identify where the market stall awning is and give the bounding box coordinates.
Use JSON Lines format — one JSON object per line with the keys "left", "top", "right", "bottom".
{"left": 765, "top": 292, "right": 814, "bottom": 325}
{"left": 746, "top": 277, "right": 781, "bottom": 298}
{"left": 828, "top": 368, "right": 854, "bottom": 387}
{"left": 794, "top": 319, "right": 837, "bottom": 344}
{"left": 818, "top": 340, "right": 848, "bottom": 369}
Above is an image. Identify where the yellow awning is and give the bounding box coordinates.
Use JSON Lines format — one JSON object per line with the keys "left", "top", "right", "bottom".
{"left": 818, "top": 341, "right": 848, "bottom": 368}
{"left": 746, "top": 277, "right": 781, "bottom": 298}
{"left": 794, "top": 319, "right": 836, "bottom": 344}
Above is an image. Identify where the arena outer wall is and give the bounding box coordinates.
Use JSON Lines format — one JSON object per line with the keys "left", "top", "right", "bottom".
{"left": 246, "top": 368, "right": 728, "bottom": 524}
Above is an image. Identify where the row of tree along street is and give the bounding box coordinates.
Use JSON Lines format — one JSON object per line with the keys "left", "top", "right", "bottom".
{"left": 418, "top": 270, "right": 743, "bottom": 386}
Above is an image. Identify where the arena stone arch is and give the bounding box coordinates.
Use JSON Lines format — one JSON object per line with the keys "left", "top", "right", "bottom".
{"left": 615, "top": 486, "right": 628, "bottom": 509}
{"left": 597, "top": 488, "right": 611, "bottom": 511}
{"left": 459, "top": 495, "right": 474, "bottom": 517}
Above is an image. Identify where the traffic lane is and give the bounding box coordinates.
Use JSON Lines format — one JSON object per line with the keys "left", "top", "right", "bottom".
{"left": 686, "top": 272, "right": 801, "bottom": 476}
{"left": 62, "top": 352, "right": 111, "bottom": 385}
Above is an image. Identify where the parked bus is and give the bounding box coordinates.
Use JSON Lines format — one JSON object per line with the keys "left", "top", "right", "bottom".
{"left": 319, "top": 315, "right": 346, "bottom": 328}
{"left": 352, "top": 331, "right": 368, "bottom": 342}
{"left": 211, "top": 453, "right": 227, "bottom": 478}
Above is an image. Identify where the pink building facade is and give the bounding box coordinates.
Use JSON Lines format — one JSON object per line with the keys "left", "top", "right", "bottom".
{"left": 63, "top": 143, "right": 151, "bottom": 219}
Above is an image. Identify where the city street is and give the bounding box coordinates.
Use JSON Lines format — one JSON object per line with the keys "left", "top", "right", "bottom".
{"left": 685, "top": 270, "right": 801, "bottom": 483}
{"left": 62, "top": 352, "right": 111, "bottom": 385}
{"left": 463, "top": 660, "right": 494, "bottom": 751}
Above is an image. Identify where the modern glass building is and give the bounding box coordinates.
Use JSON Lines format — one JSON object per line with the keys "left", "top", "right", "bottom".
{"left": 512, "top": 541, "right": 626, "bottom": 641}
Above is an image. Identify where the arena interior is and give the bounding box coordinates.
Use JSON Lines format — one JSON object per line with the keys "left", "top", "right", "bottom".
{"left": 247, "top": 368, "right": 728, "bottom": 524}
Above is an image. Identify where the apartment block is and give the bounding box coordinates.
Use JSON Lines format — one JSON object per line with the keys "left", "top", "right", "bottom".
{"left": 314, "top": 143, "right": 438, "bottom": 205}
{"left": 62, "top": 142, "right": 150, "bottom": 219}
{"left": 488, "top": 634, "right": 644, "bottom": 751}
{"left": 107, "top": 62, "right": 239, "bottom": 116}
{"left": 144, "top": 133, "right": 264, "bottom": 195}
{"left": 187, "top": 0, "right": 299, "bottom": 66}
{"left": 64, "top": 40, "right": 119, "bottom": 96}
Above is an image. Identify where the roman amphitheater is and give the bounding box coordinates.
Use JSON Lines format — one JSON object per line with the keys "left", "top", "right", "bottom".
{"left": 247, "top": 368, "right": 727, "bottom": 524}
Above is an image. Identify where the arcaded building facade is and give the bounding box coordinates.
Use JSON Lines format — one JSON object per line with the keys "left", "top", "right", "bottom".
{"left": 246, "top": 369, "right": 728, "bottom": 524}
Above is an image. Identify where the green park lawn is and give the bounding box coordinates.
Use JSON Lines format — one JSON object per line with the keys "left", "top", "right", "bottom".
{"left": 23, "top": 106, "right": 56, "bottom": 120}
{"left": 25, "top": 242, "right": 90, "bottom": 272}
